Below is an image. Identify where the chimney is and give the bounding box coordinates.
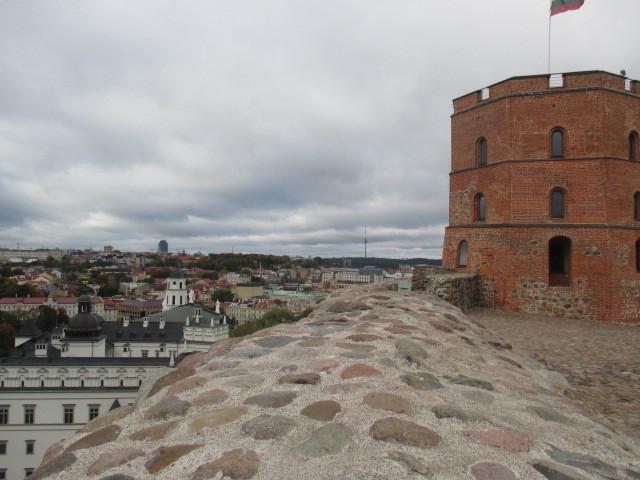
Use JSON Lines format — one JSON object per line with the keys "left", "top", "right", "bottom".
{"left": 159, "top": 317, "right": 165, "bottom": 329}
{"left": 123, "top": 317, "right": 130, "bottom": 327}
{"left": 143, "top": 317, "right": 149, "bottom": 328}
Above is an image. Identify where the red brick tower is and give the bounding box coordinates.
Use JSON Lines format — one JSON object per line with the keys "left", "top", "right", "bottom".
{"left": 442, "top": 71, "right": 640, "bottom": 322}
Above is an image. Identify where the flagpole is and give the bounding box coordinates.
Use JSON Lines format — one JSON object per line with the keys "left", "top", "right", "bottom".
{"left": 548, "top": 2, "right": 552, "bottom": 73}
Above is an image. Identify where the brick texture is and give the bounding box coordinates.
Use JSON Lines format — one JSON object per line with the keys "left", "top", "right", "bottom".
{"left": 443, "top": 71, "right": 640, "bottom": 322}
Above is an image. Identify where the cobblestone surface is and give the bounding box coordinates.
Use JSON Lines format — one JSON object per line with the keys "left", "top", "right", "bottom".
{"left": 467, "top": 307, "right": 640, "bottom": 442}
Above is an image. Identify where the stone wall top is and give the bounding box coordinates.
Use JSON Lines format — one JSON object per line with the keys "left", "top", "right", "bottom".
{"left": 35, "top": 284, "right": 640, "bottom": 480}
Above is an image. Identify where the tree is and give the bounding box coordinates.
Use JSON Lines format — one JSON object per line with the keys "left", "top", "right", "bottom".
{"left": 211, "top": 289, "right": 234, "bottom": 303}
{"left": 0, "top": 323, "right": 15, "bottom": 356}
{"left": 98, "top": 282, "right": 120, "bottom": 297}
{"left": 254, "top": 308, "right": 295, "bottom": 330}
{"left": 34, "top": 306, "right": 60, "bottom": 331}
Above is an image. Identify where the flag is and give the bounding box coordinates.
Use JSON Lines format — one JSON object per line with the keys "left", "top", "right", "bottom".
{"left": 550, "top": 0, "right": 584, "bottom": 16}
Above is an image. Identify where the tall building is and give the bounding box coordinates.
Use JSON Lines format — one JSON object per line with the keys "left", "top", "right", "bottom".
{"left": 157, "top": 239, "right": 168, "bottom": 254}
{"left": 443, "top": 70, "right": 640, "bottom": 322}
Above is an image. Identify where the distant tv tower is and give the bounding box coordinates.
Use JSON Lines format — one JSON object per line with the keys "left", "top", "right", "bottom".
{"left": 364, "top": 227, "right": 368, "bottom": 259}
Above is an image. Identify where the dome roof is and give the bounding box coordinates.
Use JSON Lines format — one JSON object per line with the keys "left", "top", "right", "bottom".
{"left": 66, "top": 296, "right": 103, "bottom": 336}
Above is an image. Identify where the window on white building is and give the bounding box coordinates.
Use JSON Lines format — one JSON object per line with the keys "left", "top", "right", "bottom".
{"left": 88, "top": 405, "right": 100, "bottom": 421}
{"left": 0, "top": 441, "right": 6, "bottom": 454}
{"left": 25, "top": 440, "right": 34, "bottom": 455}
{"left": 24, "top": 468, "right": 34, "bottom": 477}
{"left": 141, "top": 350, "right": 149, "bottom": 358}
{"left": 63, "top": 405, "right": 75, "bottom": 424}
{"left": 0, "top": 406, "right": 8, "bottom": 424}
{"left": 24, "top": 406, "right": 35, "bottom": 424}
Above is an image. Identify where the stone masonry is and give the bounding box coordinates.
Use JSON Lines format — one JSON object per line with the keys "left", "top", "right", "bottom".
{"left": 32, "top": 284, "right": 640, "bottom": 480}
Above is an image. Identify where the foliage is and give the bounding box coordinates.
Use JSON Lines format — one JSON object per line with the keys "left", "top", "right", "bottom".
{"left": 227, "top": 307, "right": 312, "bottom": 338}
{"left": 211, "top": 289, "right": 234, "bottom": 303}
{"left": 98, "top": 282, "right": 120, "bottom": 297}
{"left": 0, "top": 277, "right": 44, "bottom": 299}
{"left": 0, "top": 323, "right": 15, "bottom": 357}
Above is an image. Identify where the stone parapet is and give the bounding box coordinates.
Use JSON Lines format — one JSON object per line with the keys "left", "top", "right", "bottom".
{"left": 412, "top": 264, "right": 481, "bottom": 310}
{"left": 33, "top": 284, "right": 640, "bottom": 480}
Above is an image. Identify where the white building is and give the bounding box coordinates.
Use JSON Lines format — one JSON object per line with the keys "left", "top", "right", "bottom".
{"left": 0, "top": 296, "right": 106, "bottom": 317}
{"left": 0, "top": 295, "right": 228, "bottom": 480}
{"left": 321, "top": 267, "right": 385, "bottom": 286}
{"left": 0, "top": 357, "right": 169, "bottom": 479}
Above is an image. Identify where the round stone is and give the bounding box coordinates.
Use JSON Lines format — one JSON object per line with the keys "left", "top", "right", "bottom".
{"left": 300, "top": 400, "right": 342, "bottom": 421}
{"left": 297, "top": 423, "right": 353, "bottom": 458}
{"left": 471, "top": 462, "right": 517, "bottom": 480}
{"left": 244, "top": 391, "right": 298, "bottom": 408}
{"left": 369, "top": 417, "right": 441, "bottom": 448}
{"left": 241, "top": 415, "right": 296, "bottom": 440}
{"left": 363, "top": 392, "right": 415, "bottom": 415}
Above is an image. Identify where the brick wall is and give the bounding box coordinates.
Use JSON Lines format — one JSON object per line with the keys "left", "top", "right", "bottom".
{"left": 443, "top": 70, "right": 640, "bottom": 323}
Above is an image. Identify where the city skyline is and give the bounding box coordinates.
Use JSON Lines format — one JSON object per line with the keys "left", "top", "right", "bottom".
{"left": 1, "top": 1, "right": 638, "bottom": 258}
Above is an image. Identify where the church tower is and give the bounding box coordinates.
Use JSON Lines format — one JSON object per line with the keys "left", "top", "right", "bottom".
{"left": 163, "top": 268, "right": 189, "bottom": 311}
{"left": 443, "top": 71, "right": 640, "bottom": 322}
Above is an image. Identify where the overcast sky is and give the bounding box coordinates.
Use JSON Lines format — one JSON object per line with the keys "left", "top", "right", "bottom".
{"left": 1, "top": 1, "right": 638, "bottom": 259}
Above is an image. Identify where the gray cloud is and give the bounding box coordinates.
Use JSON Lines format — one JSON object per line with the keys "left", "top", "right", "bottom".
{"left": 1, "top": 1, "right": 638, "bottom": 258}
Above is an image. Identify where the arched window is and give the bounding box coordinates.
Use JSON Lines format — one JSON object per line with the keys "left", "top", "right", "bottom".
{"left": 474, "top": 193, "right": 486, "bottom": 221}
{"left": 634, "top": 192, "right": 640, "bottom": 220}
{"left": 551, "top": 128, "right": 564, "bottom": 157}
{"left": 636, "top": 240, "right": 640, "bottom": 273}
{"left": 551, "top": 189, "right": 565, "bottom": 218}
{"left": 630, "top": 131, "right": 638, "bottom": 160}
{"left": 457, "top": 241, "right": 468, "bottom": 268}
{"left": 477, "top": 138, "right": 488, "bottom": 165}
{"left": 549, "top": 236, "right": 571, "bottom": 286}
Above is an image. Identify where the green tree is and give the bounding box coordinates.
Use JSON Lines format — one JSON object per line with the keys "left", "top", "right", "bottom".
{"left": 228, "top": 323, "right": 255, "bottom": 338}
{"left": 98, "top": 282, "right": 120, "bottom": 297}
{"left": 211, "top": 289, "right": 234, "bottom": 302}
{"left": 0, "top": 323, "right": 15, "bottom": 356}
{"left": 34, "top": 306, "right": 60, "bottom": 331}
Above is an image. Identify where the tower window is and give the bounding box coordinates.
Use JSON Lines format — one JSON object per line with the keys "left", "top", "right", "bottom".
{"left": 636, "top": 240, "right": 640, "bottom": 273}
{"left": 474, "top": 193, "right": 486, "bottom": 221}
{"left": 457, "top": 241, "right": 468, "bottom": 268}
{"left": 630, "top": 131, "right": 638, "bottom": 160}
{"left": 551, "top": 189, "right": 565, "bottom": 218}
{"left": 635, "top": 192, "right": 640, "bottom": 220}
{"left": 551, "top": 129, "right": 564, "bottom": 157}
{"left": 549, "top": 236, "right": 571, "bottom": 286}
{"left": 477, "top": 138, "right": 488, "bottom": 165}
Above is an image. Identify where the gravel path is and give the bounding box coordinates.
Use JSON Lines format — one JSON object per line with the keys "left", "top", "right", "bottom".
{"left": 466, "top": 307, "right": 640, "bottom": 443}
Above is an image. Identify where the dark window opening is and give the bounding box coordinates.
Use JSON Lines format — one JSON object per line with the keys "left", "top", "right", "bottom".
{"left": 630, "top": 132, "right": 638, "bottom": 160}
{"left": 549, "top": 236, "right": 571, "bottom": 286}
{"left": 477, "top": 138, "right": 488, "bottom": 165}
{"left": 63, "top": 406, "right": 74, "bottom": 424}
{"left": 475, "top": 193, "right": 486, "bottom": 221}
{"left": 635, "top": 192, "right": 640, "bottom": 220}
{"left": 551, "top": 129, "right": 564, "bottom": 157}
{"left": 636, "top": 240, "right": 640, "bottom": 273}
{"left": 551, "top": 189, "right": 565, "bottom": 218}
{"left": 457, "top": 241, "right": 468, "bottom": 268}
